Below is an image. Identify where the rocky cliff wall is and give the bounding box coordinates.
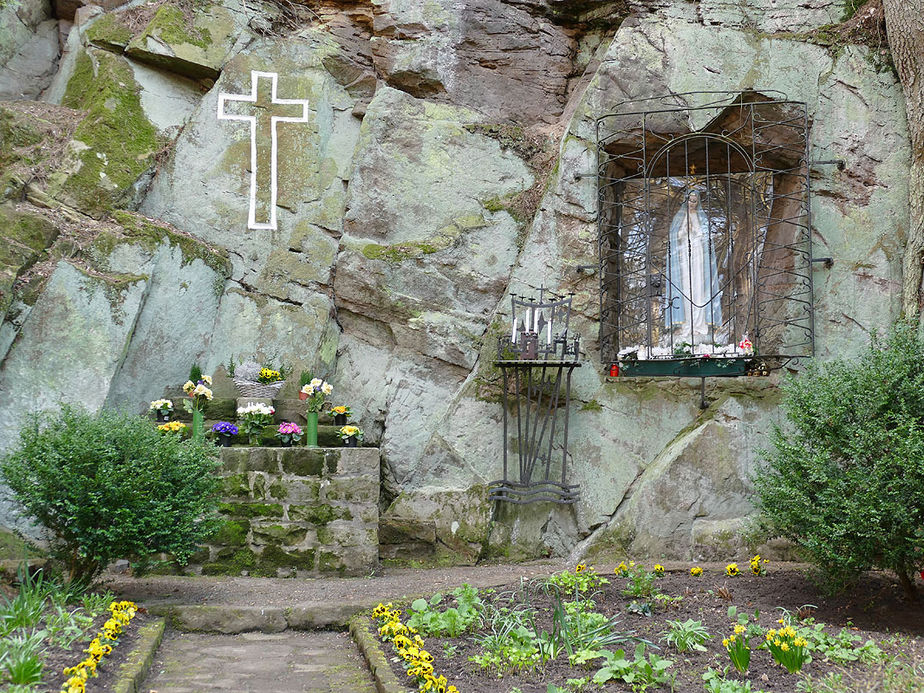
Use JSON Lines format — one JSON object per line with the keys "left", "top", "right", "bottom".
{"left": 0, "top": 0, "right": 910, "bottom": 561}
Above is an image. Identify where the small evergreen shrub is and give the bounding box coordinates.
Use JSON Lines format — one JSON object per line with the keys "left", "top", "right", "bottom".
{"left": 754, "top": 322, "right": 924, "bottom": 598}
{"left": 1, "top": 405, "right": 222, "bottom": 583}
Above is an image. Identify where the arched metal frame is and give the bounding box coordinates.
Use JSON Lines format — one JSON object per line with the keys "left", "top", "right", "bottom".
{"left": 597, "top": 91, "right": 815, "bottom": 377}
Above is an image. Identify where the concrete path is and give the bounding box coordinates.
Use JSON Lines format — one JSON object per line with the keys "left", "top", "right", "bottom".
{"left": 143, "top": 629, "right": 377, "bottom": 692}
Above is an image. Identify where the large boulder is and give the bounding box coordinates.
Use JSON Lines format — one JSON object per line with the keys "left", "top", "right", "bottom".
{"left": 0, "top": 0, "right": 59, "bottom": 100}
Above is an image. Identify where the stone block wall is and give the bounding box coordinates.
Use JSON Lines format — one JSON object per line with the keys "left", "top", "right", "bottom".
{"left": 190, "top": 447, "right": 379, "bottom": 577}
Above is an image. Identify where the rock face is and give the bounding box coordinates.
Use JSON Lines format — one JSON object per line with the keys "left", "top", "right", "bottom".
{"left": 0, "top": 0, "right": 912, "bottom": 560}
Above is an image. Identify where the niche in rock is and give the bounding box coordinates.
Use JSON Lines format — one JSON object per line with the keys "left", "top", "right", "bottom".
{"left": 597, "top": 91, "right": 815, "bottom": 375}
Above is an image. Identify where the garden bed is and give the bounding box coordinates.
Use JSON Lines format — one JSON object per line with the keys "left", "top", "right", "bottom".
{"left": 374, "top": 564, "right": 924, "bottom": 692}
{"left": 1, "top": 568, "right": 148, "bottom": 692}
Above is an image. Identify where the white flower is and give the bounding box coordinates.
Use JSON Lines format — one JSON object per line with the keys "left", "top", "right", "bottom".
{"left": 237, "top": 402, "right": 273, "bottom": 416}
{"left": 192, "top": 384, "right": 213, "bottom": 400}
{"left": 182, "top": 380, "right": 195, "bottom": 394}
{"left": 149, "top": 399, "right": 173, "bottom": 411}
{"left": 300, "top": 384, "right": 312, "bottom": 394}
{"left": 201, "top": 374, "right": 213, "bottom": 386}
{"left": 309, "top": 378, "right": 323, "bottom": 389}
{"left": 321, "top": 382, "right": 333, "bottom": 395}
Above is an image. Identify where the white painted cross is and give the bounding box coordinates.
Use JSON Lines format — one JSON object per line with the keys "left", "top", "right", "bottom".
{"left": 217, "top": 71, "right": 310, "bottom": 230}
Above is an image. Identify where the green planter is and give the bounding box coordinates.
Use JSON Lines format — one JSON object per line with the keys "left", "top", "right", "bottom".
{"left": 618, "top": 357, "right": 751, "bottom": 378}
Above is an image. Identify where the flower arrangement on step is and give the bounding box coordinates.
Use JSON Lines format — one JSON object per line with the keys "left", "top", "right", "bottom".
{"left": 275, "top": 422, "right": 303, "bottom": 447}
{"left": 212, "top": 421, "right": 238, "bottom": 447}
{"left": 237, "top": 402, "right": 275, "bottom": 446}
{"left": 338, "top": 425, "right": 363, "bottom": 447}
{"left": 330, "top": 405, "right": 352, "bottom": 425}
{"left": 183, "top": 372, "right": 213, "bottom": 440}
{"left": 300, "top": 378, "right": 333, "bottom": 413}
{"left": 233, "top": 360, "right": 289, "bottom": 398}
{"left": 149, "top": 399, "right": 173, "bottom": 422}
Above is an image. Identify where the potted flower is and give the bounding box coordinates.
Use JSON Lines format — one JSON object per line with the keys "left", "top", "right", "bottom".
{"left": 212, "top": 421, "right": 238, "bottom": 447}
{"left": 149, "top": 399, "right": 173, "bottom": 423}
{"left": 182, "top": 375, "right": 213, "bottom": 440}
{"left": 275, "top": 422, "right": 303, "bottom": 447}
{"left": 236, "top": 402, "right": 275, "bottom": 446}
{"left": 300, "top": 378, "right": 333, "bottom": 447}
{"left": 330, "top": 405, "right": 352, "bottom": 426}
{"left": 157, "top": 421, "right": 188, "bottom": 436}
{"left": 338, "top": 425, "right": 363, "bottom": 448}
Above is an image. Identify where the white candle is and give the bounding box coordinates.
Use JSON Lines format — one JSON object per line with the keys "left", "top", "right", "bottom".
{"left": 533, "top": 308, "right": 539, "bottom": 333}
{"left": 525, "top": 308, "right": 531, "bottom": 335}
{"left": 511, "top": 312, "right": 517, "bottom": 343}
{"left": 547, "top": 318, "right": 552, "bottom": 345}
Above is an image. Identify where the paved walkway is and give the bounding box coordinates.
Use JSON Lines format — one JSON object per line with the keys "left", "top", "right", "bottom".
{"left": 143, "top": 630, "right": 376, "bottom": 692}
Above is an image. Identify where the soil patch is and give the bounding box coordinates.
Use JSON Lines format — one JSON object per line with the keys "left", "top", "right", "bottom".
{"left": 377, "top": 565, "right": 924, "bottom": 692}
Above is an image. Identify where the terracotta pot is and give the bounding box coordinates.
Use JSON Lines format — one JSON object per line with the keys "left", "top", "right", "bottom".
{"left": 299, "top": 391, "right": 308, "bottom": 401}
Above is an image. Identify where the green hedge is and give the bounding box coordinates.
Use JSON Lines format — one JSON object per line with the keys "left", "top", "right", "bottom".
{"left": 1, "top": 405, "right": 222, "bottom": 582}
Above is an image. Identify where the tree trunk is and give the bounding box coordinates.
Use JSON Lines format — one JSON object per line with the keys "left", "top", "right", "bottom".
{"left": 882, "top": 0, "right": 924, "bottom": 319}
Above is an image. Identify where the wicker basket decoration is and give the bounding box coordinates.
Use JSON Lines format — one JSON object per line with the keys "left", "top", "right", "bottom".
{"left": 233, "top": 361, "right": 285, "bottom": 399}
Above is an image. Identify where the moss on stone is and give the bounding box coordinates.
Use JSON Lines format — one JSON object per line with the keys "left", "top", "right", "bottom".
{"left": 85, "top": 13, "right": 133, "bottom": 50}
{"left": 201, "top": 548, "right": 256, "bottom": 575}
{"left": 218, "top": 502, "right": 284, "bottom": 519}
{"left": 280, "top": 449, "right": 325, "bottom": 476}
{"left": 100, "top": 210, "right": 232, "bottom": 279}
{"left": 580, "top": 399, "right": 604, "bottom": 412}
{"left": 267, "top": 478, "right": 288, "bottom": 500}
{"left": 256, "top": 545, "right": 315, "bottom": 576}
{"left": 141, "top": 4, "right": 212, "bottom": 50}
{"left": 56, "top": 49, "right": 160, "bottom": 218}
{"left": 288, "top": 504, "right": 341, "bottom": 525}
{"left": 0, "top": 205, "right": 58, "bottom": 313}
{"left": 0, "top": 528, "right": 42, "bottom": 560}
{"left": 210, "top": 519, "right": 248, "bottom": 547}
{"left": 221, "top": 473, "right": 250, "bottom": 498}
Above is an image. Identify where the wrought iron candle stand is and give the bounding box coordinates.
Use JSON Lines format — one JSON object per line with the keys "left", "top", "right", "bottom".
{"left": 490, "top": 288, "right": 581, "bottom": 505}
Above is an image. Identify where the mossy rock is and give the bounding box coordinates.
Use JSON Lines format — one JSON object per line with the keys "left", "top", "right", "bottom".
{"left": 0, "top": 204, "right": 58, "bottom": 314}
{"left": 210, "top": 519, "right": 249, "bottom": 547}
{"left": 96, "top": 210, "right": 232, "bottom": 280}
{"left": 125, "top": 2, "right": 237, "bottom": 80}
{"left": 217, "top": 501, "right": 284, "bottom": 519}
{"left": 200, "top": 548, "right": 257, "bottom": 576}
{"left": 50, "top": 48, "right": 160, "bottom": 218}
{"left": 85, "top": 13, "right": 133, "bottom": 51}
{"left": 254, "top": 545, "right": 315, "bottom": 576}
{"left": 289, "top": 504, "right": 343, "bottom": 526}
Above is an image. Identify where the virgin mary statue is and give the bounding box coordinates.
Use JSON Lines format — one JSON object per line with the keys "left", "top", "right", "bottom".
{"left": 664, "top": 189, "right": 722, "bottom": 345}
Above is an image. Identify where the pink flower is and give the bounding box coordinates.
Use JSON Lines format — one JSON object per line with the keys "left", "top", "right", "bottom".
{"left": 278, "top": 422, "right": 302, "bottom": 435}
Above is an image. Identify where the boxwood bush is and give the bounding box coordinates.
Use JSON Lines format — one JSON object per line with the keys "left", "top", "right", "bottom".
{"left": 1, "top": 405, "right": 222, "bottom": 583}
{"left": 754, "top": 322, "right": 924, "bottom": 598}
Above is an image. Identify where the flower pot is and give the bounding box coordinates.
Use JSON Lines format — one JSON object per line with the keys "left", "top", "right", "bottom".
{"left": 334, "top": 414, "right": 347, "bottom": 426}
{"left": 280, "top": 439, "right": 293, "bottom": 447}
{"left": 156, "top": 412, "right": 170, "bottom": 423}
{"left": 217, "top": 433, "right": 233, "bottom": 447}
{"left": 191, "top": 410, "right": 205, "bottom": 441}
{"left": 343, "top": 436, "right": 358, "bottom": 448}
{"left": 299, "top": 391, "right": 308, "bottom": 401}
{"left": 305, "top": 411, "right": 318, "bottom": 447}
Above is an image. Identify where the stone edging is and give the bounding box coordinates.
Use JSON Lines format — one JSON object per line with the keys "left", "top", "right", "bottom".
{"left": 349, "top": 614, "right": 410, "bottom": 693}
{"left": 111, "top": 617, "right": 166, "bottom": 693}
